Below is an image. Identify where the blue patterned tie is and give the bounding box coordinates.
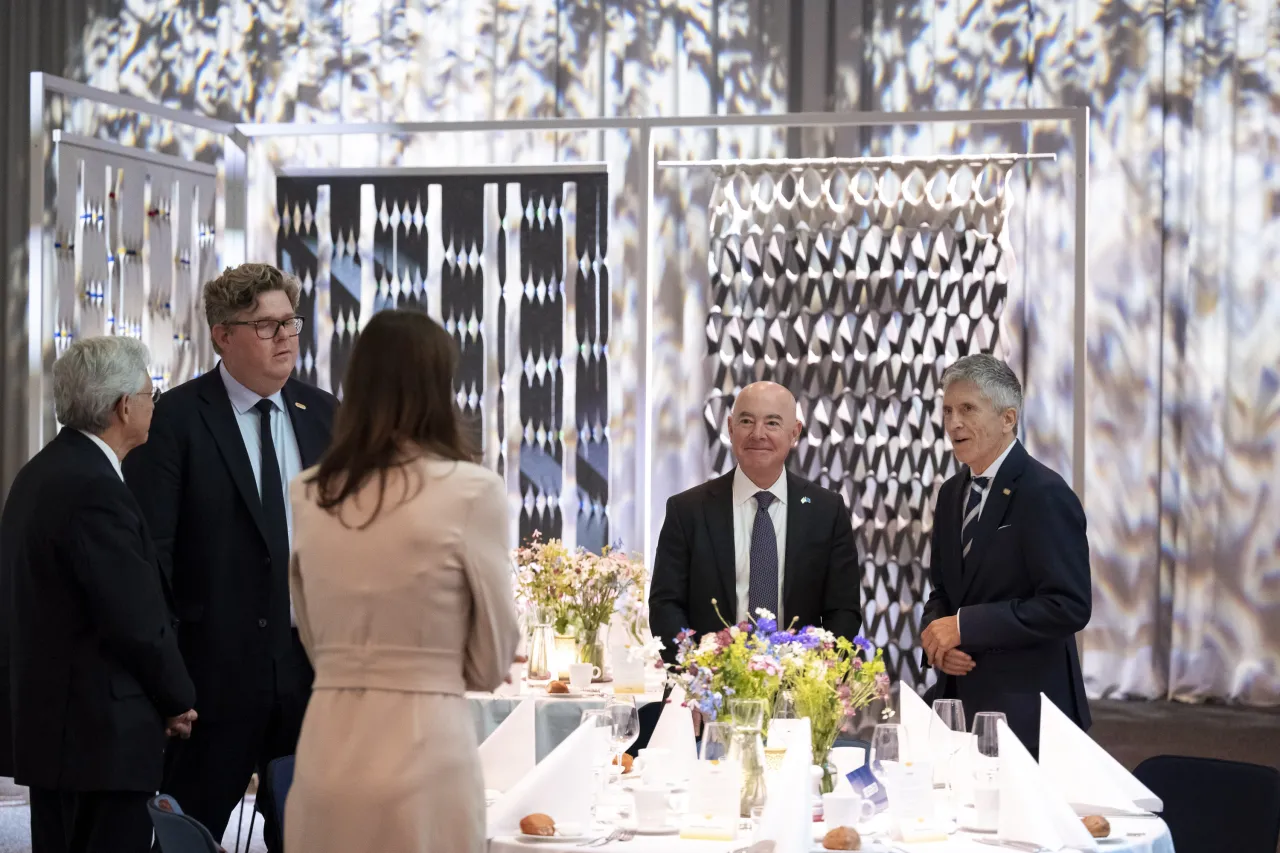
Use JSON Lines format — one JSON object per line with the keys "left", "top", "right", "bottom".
{"left": 747, "top": 491, "right": 779, "bottom": 618}
{"left": 961, "top": 475, "right": 991, "bottom": 565}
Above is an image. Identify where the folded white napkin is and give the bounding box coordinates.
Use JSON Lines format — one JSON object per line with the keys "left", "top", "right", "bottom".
{"left": 898, "top": 685, "right": 934, "bottom": 763}
{"left": 1038, "top": 693, "right": 1163, "bottom": 814}
{"left": 479, "top": 698, "right": 536, "bottom": 793}
{"left": 998, "top": 719, "right": 1097, "bottom": 851}
{"left": 487, "top": 721, "right": 602, "bottom": 837}
{"left": 754, "top": 717, "right": 812, "bottom": 852}
{"left": 645, "top": 683, "right": 697, "bottom": 780}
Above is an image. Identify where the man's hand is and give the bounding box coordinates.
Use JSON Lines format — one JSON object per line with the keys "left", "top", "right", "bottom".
{"left": 165, "top": 709, "right": 197, "bottom": 739}
{"left": 921, "top": 615, "right": 962, "bottom": 665}
{"left": 937, "top": 648, "right": 976, "bottom": 676}
{"left": 504, "top": 654, "right": 528, "bottom": 685}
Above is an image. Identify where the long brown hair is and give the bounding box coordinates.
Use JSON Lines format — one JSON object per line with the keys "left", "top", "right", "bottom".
{"left": 310, "top": 309, "right": 476, "bottom": 525}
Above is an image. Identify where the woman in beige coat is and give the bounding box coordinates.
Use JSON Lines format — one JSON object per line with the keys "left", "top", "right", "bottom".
{"left": 284, "top": 310, "right": 519, "bottom": 853}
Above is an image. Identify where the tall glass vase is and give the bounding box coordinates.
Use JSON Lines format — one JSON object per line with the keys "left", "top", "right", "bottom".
{"left": 728, "top": 699, "right": 767, "bottom": 817}
{"left": 527, "top": 618, "right": 553, "bottom": 681}
{"left": 576, "top": 623, "right": 606, "bottom": 679}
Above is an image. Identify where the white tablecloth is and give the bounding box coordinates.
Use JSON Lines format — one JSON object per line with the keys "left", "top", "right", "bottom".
{"left": 489, "top": 814, "right": 1174, "bottom": 852}
{"left": 469, "top": 681, "right": 666, "bottom": 761}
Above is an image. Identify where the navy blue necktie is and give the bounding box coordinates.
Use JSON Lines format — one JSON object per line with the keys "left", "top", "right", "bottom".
{"left": 961, "top": 475, "right": 991, "bottom": 565}
{"left": 254, "top": 399, "right": 290, "bottom": 564}
{"left": 747, "top": 491, "right": 779, "bottom": 618}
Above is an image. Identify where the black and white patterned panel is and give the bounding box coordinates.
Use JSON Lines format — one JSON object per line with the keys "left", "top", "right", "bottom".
{"left": 275, "top": 171, "right": 610, "bottom": 553}
{"left": 50, "top": 135, "right": 217, "bottom": 405}
{"left": 572, "top": 175, "right": 610, "bottom": 553}
{"left": 706, "top": 161, "right": 1013, "bottom": 690}
{"left": 276, "top": 179, "right": 320, "bottom": 385}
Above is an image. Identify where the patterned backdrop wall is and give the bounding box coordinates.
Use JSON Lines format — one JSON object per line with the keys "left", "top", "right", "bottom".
{"left": 42, "top": 134, "right": 217, "bottom": 441}
{"left": 705, "top": 158, "right": 1016, "bottom": 688}
{"left": 275, "top": 170, "right": 610, "bottom": 553}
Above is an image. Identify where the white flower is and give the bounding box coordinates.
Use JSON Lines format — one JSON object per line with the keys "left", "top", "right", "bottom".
{"left": 728, "top": 626, "right": 741, "bottom": 638}
{"left": 754, "top": 607, "right": 776, "bottom": 621}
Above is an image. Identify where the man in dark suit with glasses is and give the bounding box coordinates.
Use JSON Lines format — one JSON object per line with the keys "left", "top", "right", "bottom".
{"left": 124, "top": 263, "right": 337, "bottom": 851}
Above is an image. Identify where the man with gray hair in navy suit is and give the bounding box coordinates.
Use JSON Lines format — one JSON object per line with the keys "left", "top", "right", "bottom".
{"left": 921, "top": 353, "right": 1092, "bottom": 756}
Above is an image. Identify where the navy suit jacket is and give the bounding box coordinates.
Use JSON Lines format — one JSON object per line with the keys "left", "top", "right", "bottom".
{"left": 649, "top": 470, "right": 862, "bottom": 665}
{"left": 122, "top": 368, "right": 337, "bottom": 719}
{"left": 922, "top": 440, "right": 1092, "bottom": 754}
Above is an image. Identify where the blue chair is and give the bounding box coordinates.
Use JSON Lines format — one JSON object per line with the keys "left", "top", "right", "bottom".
{"left": 148, "top": 794, "right": 222, "bottom": 853}
{"left": 1134, "top": 755, "right": 1280, "bottom": 853}
{"left": 261, "top": 755, "right": 297, "bottom": 851}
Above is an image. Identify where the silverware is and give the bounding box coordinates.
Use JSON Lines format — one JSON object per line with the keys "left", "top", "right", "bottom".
{"left": 577, "top": 829, "right": 621, "bottom": 847}
{"left": 973, "top": 839, "right": 1052, "bottom": 853}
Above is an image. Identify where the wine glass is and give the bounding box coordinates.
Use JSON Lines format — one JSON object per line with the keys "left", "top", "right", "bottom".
{"left": 580, "top": 709, "right": 615, "bottom": 819}
{"left": 869, "top": 723, "right": 906, "bottom": 782}
{"left": 606, "top": 697, "right": 640, "bottom": 773}
{"left": 970, "top": 711, "right": 1005, "bottom": 829}
{"left": 700, "top": 721, "right": 734, "bottom": 762}
{"left": 931, "top": 699, "right": 966, "bottom": 817}
{"left": 768, "top": 689, "right": 800, "bottom": 749}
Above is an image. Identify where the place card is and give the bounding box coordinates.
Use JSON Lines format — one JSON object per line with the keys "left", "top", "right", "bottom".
{"left": 680, "top": 759, "right": 742, "bottom": 841}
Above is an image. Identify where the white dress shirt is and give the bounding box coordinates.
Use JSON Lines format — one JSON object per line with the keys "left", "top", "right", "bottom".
{"left": 219, "top": 363, "right": 303, "bottom": 622}
{"left": 78, "top": 430, "right": 123, "bottom": 480}
{"left": 732, "top": 467, "right": 788, "bottom": 624}
{"left": 957, "top": 437, "right": 1019, "bottom": 637}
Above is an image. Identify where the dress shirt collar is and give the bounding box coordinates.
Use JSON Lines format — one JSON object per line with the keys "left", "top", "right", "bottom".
{"left": 219, "top": 361, "right": 285, "bottom": 416}
{"left": 971, "top": 436, "right": 1019, "bottom": 482}
{"left": 77, "top": 430, "right": 123, "bottom": 480}
{"left": 732, "top": 466, "right": 788, "bottom": 508}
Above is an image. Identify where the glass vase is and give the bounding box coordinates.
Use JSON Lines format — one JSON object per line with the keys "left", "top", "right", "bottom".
{"left": 576, "top": 624, "right": 606, "bottom": 679}
{"left": 552, "top": 632, "right": 577, "bottom": 680}
{"left": 728, "top": 699, "right": 767, "bottom": 818}
{"left": 526, "top": 619, "right": 552, "bottom": 681}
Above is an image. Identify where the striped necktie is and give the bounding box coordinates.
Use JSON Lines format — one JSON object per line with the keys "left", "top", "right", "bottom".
{"left": 961, "top": 475, "right": 991, "bottom": 563}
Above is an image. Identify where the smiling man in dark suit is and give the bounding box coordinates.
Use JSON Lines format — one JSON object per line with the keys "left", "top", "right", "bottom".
{"left": 649, "top": 381, "right": 861, "bottom": 662}
{"left": 920, "top": 354, "right": 1092, "bottom": 755}
{"left": 123, "top": 264, "right": 337, "bottom": 851}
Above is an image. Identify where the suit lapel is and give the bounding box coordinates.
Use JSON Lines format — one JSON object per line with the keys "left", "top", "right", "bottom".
{"left": 956, "top": 440, "right": 1028, "bottom": 603}
{"left": 782, "top": 472, "right": 806, "bottom": 619}
{"left": 281, "top": 381, "right": 327, "bottom": 467}
{"left": 705, "top": 472, "right": 738, "bottom": 620}
{"left": 196, "top": 369, "right": 271, "bottom": 549}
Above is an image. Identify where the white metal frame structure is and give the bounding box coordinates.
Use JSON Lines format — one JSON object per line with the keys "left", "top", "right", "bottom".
{"left": 27, "top": 71, "right": 1089, "bottom": 561}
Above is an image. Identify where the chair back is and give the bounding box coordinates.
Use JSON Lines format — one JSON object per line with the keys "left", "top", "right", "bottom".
{"left": 148, "top": 794, "right": 223, "bottom": 853}
{"left": 261, "top": 754, "right": 296, "bottom": 850}
{"left": 1133, "top": 754, "right": 1280, "bottom": 853}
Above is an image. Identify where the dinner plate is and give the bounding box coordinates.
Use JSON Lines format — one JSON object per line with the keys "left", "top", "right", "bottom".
{"left": 540, "top": 690, "right": 583, "bottom": 698}
{"left": 516, "top": 823, "right": 588, "bottom": 843}
{"left": 620, "top": 820, "right": 680, "bottom": 836}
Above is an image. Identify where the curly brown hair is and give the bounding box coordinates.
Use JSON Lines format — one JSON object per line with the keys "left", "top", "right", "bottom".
{"left": 204, "top": 263, "right": 301, "bottom": 354}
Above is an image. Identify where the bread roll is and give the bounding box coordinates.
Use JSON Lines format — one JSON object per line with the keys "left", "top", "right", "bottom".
{"left": 1082, "top": 815, "right": 1111, "bottom": 838}
{"left": 822, "top": 826, "right": 861, "bottom": 850}
{"left": 547, "top": 681, "right": 570, "bottom": 694}
{"left": 519, "top": 814, "right": 556, "bottom": 836}
{"left": 612, "top": 753, "right": 634, "bottom": 773}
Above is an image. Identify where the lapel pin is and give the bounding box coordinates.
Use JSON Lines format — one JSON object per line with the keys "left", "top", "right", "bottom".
{"left": 801, "top": 496, "right": 811, "bottom": 504}
{"left": 294, "top": 402, "right": 307, "bottom": 410}
{"left": 1003, "top": 488, "right": 1011, "bottom": 495}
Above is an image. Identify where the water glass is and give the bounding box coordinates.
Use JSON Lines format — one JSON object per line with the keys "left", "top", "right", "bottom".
{"left": 700, "top": 722, "right": 734, "bottom": 762}
{"left": 870, "top": 723, "right": 907, "bottom": 781}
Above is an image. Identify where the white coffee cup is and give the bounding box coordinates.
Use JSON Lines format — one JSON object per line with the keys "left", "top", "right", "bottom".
{"left": 822, "top": 791, "right": 875, "bottom": 829}
{"left": 567, "top": 662, "right": 601, "bottom": 691}
{"left": 632, "top": 786, "right": 670, "bottom": 830}
{"left": 637, "top": 747, "right": 671, "bottom": 786}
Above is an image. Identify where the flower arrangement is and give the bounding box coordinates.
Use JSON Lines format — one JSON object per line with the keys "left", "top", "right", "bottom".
{"left": 667, "top": 603, "right": 893, "bottom": 792}
{"left": 512, "top": 532, "right": 647, "bottom": 646}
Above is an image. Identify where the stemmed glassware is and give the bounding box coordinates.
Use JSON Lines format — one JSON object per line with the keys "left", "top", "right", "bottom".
{"left": 870, "top": 723, "right": 907, "bottom": 782}
{"left": 930, "top": 699, "right": 967, "bottom": 818}
{"left": 605, "top": 696, "right": 640, "bottom": 775}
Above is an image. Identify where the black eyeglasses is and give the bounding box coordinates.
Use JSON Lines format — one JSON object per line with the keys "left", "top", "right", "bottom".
{"left": 225, "top": 317, "right": 305, "bottom": 339}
